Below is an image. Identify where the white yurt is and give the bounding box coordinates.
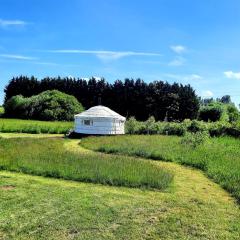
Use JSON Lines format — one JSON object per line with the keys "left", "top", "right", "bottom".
{"left": 74, "top": 105, "right": 126, "bottom": 135}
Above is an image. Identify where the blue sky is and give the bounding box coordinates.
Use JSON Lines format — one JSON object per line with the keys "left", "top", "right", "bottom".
{"left": 0, "top": 0, "right": 240, "bottom": 105}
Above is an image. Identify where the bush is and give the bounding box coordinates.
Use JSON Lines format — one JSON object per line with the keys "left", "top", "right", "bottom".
{"left": 208, "top": 122, "right": 229, "bottom": 137}
{"left": 181, "top": 131, "right": 209, "bottom": 149}
{"left": 187, "top": 120, "right": 207, "bottom": 133}
{"left": 199, "top": 103, "right": 224, "bottom": 122}
{"left": 125, "top": 118, "right": 240, "bottom": 138}
{"left": 226, "top": 122, "right": 240, "bottom": 137}
{"left": 162, "top": 122, "right": 186, "bottom": 136}
{"left": 144, "top": 116, "right": 157, "bottom": 134}
{"left": 0, "top": 106, "right": 4, "bottom": 117}
{"left": 4, "top": 90, "right": 84, "bottom": 121}
{"left": 125, "top": 117, "right": 140, "bottom": 134}
{"left": 226, "top": 104, "right": 240, "bottom": 123}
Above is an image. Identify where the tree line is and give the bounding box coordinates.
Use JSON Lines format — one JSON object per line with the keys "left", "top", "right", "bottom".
{"left": 4, "top": 76, "right": 200, "bottom": 121}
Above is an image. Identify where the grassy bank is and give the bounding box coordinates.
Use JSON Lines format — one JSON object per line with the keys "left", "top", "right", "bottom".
{"left": 82, "top": 135, "right": 240, "bottom": 201}
{"left": 0, "top": 137, "right": 173, "bottom": 190}
{"left": 0, "top": 118, "right": 73, "bottom": 134}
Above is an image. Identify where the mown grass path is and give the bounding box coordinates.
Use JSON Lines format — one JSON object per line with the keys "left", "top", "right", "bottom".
{"left": 0, "top": 135, "right": 240, "bottom": 239}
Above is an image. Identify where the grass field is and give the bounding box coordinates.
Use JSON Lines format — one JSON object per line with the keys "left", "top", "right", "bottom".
{"left": 0, "top": 118, "right": 73, "bottom": 134}
{"left": 0, "top": 137, "right": 173, "bottom": 190}
{"left": 82, "top": 135, "right": 240, "bottom": 201}
{"left": 1, "top": 163, "right": 240, "bottom": 239}
{"left": 1, "top": 134, "right": 240, "bottom": 238}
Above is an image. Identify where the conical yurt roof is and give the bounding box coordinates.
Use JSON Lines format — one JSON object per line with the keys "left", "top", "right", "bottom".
{"left": 75, "top": 105, "right": 126, "bottom": 120}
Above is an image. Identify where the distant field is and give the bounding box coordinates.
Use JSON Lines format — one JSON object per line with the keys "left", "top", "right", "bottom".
{"left": 82, "top": 135, "right": 240, "bottom": 201}
{"left": 0, "top": 118, "right": 73, "bottom": 134}
{"left": 0, "top": 137, "right": 173, "bottom": 190}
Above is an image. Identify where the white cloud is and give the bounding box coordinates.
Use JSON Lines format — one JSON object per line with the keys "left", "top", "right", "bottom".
{"left": 201, "top": 90, "right": 214, "bottom": 97}
{"left": 0, "top": 54, "right": 37, "bottom": 60}
{"left": 47, "top": 49, "right": 162, "bottom": 60}
{"left": 168, "top": 56, "right": 186, "bottom": 66}
{"left": 67, "top": 75, "right": 74, "bottom": 79}
{"left": 224, "top": 71, "right": 240, "bottom": 80}
{"left": 81, "top": 76, "right": 102, "bottom": 81}
{"left": 170, "top": 45, "right": 186, "bottom": 54}
{"left": 188, "top": 74, "right": 202, "bottom": 81}
{"left": 164, "top": 73, "right": 202, "bottom": 82}
{"left": 0, "top": 19, "right": 27, "bottom": 27}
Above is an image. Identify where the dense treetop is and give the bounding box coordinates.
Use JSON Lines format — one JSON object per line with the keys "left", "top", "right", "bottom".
{"left": 4, "top": 90, "right": 83, "bottom": 121}
{"left": 4, "top": 76, "right": 200, "bottom": 121}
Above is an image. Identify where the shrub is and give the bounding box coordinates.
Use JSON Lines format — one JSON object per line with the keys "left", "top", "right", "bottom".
{"left": 187, "top": 120, "right": 207, "bottom": 133}
{"left": 4, "top": 90, "right": 84, "bottom": 121}
{"left": 208, "top": 122, "right": 229, "bottom": 137}
{"left": 226, "top": 104, "right": 240, "bottom": 123}
{"left": 199, "top": 103, "right": 224, "bottom": 122}
{"left": 0, "top": 106, "right": 4, "bottom": 117}
{"left": 226, "top": 122, "right": 240, "bottom": 137}
{"left": 125, "top": 118, "right": 240, "bottom": 138}
{"left": 180, "top": 131, "right": 209, "bottom": 149}
{"left": 144, "top": 116, "right": 157, "bottom": 134}
{"left": 162, "top": 122, "right": 186, "bottom": 136}
{"left": 125, "top": 117, "right": 139, "bottom": 134}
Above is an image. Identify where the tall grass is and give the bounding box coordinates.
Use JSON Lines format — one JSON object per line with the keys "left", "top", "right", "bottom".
{"left": 0, "top": 138, "right": 173, "bottom": 190}
{"left": 82, "top": 135, "right": 240, "bottom": 201}
{"left": 0, "top": 118, "right": 73, "bottom": 134}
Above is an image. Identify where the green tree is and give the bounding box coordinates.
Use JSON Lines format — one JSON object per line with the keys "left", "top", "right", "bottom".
{"left": 4, "top": 90, "right": 84, "bottom": 121}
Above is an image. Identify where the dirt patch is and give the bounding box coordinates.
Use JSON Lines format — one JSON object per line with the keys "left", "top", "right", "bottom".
{"left": 0, "top": 185, "right": 15, "bottom": 190}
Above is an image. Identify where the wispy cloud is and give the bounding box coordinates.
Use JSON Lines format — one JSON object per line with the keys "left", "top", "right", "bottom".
{"left": 186, "top": 74, "right": 202, "bottom": 81}
{"left": 168, "top": 56, "right": 186, "bottom": 66}
{"left": 224, "top": 71, "right": 240, "bottom": 80}
{"left": 80, "top": 76, "right": 102, "bottom": 81}
{"left": 170, "top": 45, "right": 186, "bottom": 54}
{"left": 46, "top": 49, "right": 162, "bottom": 60}
{"left": 201, "top": 90, "right": 214, "bottom": 97}
{"left": 0, "top": 19, "right": 28, "bottom": 27}
{"left": 0, "top": 54, "right": 37, "bottom": 60}
{"left": 165, "top": 73, "right": 202, "bottom": 82}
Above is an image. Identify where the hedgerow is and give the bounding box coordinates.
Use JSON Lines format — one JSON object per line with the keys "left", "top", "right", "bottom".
{"left": 125, "top": 117, "right": 240, "bottom": 138}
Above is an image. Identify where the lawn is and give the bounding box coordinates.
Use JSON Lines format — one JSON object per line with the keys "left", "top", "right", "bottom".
{"left": 0, "top": 118, "right": 73, "bottom": 134}
{"left": 1, "top": 134, "right": 240, "bottom": 238}
{"left": 81, "top": 135, "right": 240, "bottom": 201}
{"left": 1, "top": 165, "right": 240, "bottom": 239}
{"left": 0, "top": 137, "right": 173, "bottom": 190}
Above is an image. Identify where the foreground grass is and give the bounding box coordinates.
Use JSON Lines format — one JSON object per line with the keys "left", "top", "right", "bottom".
{"left": 0, "top": 137, "right": 173, "bottom": 190}
{"left": 82, "top": 135, "right": 240, "bottom": 201}
{"left": 0, "top": 166, "right": 240, "bottom": 239}
{"left": 0, "top": 118, "right": 73, "bottom": 134}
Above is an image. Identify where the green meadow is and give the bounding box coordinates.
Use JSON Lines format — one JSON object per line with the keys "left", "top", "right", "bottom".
{"left": 0, "top": 137, "right": 173, "bottom": 190}
{"left": 0, "top": 118, "right": 73, "bottom": 134}
{"left": 0, "top": 134, "right": 240, "bottom": 238}
{"left": 82, "top": 135, "right": 240, "bottom": 201}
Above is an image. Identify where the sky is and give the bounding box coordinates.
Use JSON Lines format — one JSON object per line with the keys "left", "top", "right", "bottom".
{"left": 0, "top": 0, "right": 240, "bottom": 105}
